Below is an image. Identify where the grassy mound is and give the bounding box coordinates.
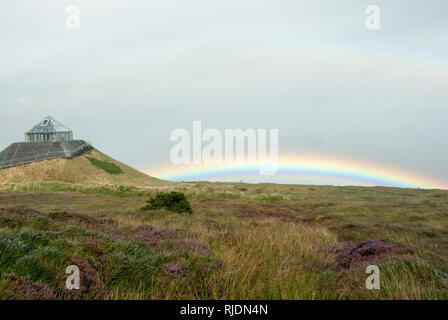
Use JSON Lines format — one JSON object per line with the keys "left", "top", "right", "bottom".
{"left": 0, "top": 149, "right": 166, "bottom": 187}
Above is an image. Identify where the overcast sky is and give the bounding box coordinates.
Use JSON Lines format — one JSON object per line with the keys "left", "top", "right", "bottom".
{"left": 1, "top": 0, "right": 447, "bottom": 184}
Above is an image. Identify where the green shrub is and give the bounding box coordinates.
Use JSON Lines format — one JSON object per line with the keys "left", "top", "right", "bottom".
{"left": 86, "top": 157, "right": 124, "bottom": 175}
{"left": 141, "top": 192, "right": 193, "bottom": 214}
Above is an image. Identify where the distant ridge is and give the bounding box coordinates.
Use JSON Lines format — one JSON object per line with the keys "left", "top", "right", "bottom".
{"left": 0, "top": 140, "right": 92, "bottom": 169}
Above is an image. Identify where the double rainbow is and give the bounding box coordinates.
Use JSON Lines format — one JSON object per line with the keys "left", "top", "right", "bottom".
{"left": 146, "top": 154, "right": 447, "bottom": 190}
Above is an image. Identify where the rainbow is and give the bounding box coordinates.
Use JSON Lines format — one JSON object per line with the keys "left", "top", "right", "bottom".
{"left": 145, "top": 154, "right": 447, "bottom": 190}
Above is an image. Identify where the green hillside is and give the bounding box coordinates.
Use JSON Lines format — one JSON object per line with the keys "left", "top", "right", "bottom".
{"left": 0, "top": 149, "right": 166, "bottom": 187}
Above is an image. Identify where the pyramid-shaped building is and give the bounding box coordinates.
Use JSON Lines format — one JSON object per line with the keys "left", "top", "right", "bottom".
{"left": 0, "top": 116, "right": 91, "bottom": 169}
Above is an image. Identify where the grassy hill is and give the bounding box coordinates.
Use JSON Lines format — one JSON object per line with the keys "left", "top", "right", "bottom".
{"left": 0, "top": 150, "right": 448, "bottom": 300}
{"left": 0, "top": 149, "right": 166, "bottom": 187}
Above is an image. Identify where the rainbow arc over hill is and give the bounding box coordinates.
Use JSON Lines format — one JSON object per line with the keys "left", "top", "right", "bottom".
{"left": 147, "top": 154, "right": 447, "bottom": 190}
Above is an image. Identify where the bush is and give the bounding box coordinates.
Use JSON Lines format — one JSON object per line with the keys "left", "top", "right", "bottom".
{"left": 141, "top": 192, "right": 193, "bottom": 214}
{"left": 86, "top": 157, "right": 123, "bottom": 175}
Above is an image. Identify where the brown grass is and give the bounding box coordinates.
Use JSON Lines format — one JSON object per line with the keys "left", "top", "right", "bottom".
{"left": 0, "top": 149, "right": 165, "bottom": 186}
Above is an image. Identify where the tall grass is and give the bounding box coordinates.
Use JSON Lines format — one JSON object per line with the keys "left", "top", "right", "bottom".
{"left": 210, "top": 220, "right": 338, "bottom": 299}
{"left": 1, "top": 182, "right": 448, "bottom": 299}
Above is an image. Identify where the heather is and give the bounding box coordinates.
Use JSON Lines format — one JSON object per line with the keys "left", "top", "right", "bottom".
{"left": 328, "top": 239, "right": 403, "bottom": 270}
{"left": 0, "top": 183, "right": 447, "bottom": 299}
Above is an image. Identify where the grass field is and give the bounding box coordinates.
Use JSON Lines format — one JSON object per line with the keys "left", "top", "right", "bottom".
{"left": 0, "top": 181, "right": 448, "bottom": 300}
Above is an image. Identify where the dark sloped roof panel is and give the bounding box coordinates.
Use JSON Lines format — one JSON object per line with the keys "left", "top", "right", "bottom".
{"left": 0, "top": 140, "right": 92, "bottom": 169}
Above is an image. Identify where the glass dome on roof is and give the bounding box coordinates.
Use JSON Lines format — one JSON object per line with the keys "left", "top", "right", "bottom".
{"left": 25, "top": 116, "right": 73, "bottom": 142}
{"left": 26, "top": 116, "right": 72, "bottom": 134}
